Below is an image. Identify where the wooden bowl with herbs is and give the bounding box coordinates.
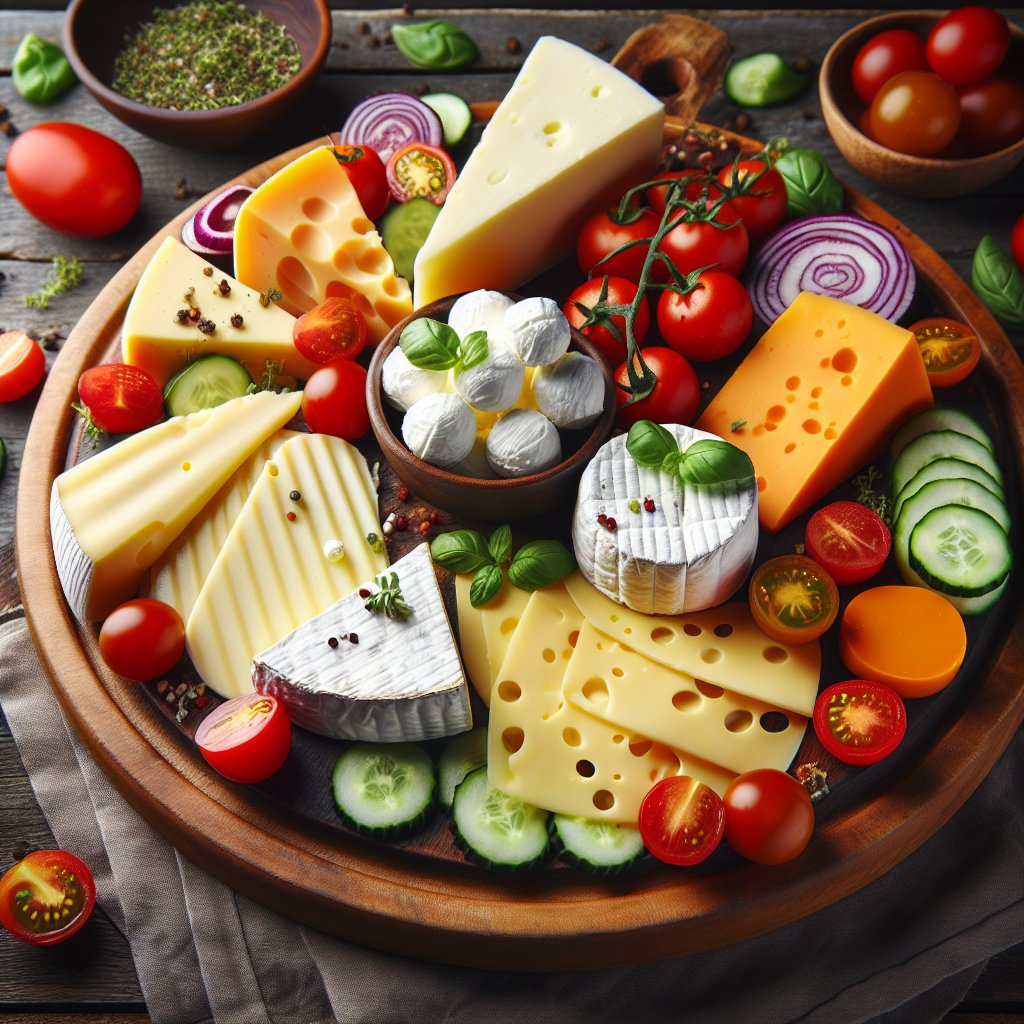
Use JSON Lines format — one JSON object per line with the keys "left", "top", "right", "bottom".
{"left": 63, "top": 0, "right": 331, "bottom": 150}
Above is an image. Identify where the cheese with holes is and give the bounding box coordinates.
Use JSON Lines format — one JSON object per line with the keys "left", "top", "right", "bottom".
{"left": 148, "top": 429, "right": 300, "bottom": 621}
{"left": 50, "top": 391, "right": 302, "bottom": 623}
{"left": 233, "top": 145, "right": 411, "bottom": 345}
{"left": 253, "top": 544, "right": 471, "bottom": 741}
{"left": 572, "top": 424, "right": 759, "bottom": 615}
{"left": 186, "top": 432, "right": 388, "bottom": 698}
{"left": 121, "top": 236, "right": 318, "bottom": 388}
{"left": 697, "top": 291, "right": 933, "bottom": 533}
{"left": 412, "top": 36, "right": 664, "bottom": 307}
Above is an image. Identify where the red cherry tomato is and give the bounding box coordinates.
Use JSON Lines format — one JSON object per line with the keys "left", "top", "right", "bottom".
{"left": 1013, "top": 213, "right": 1024, "bottom": 275}
{"left": 714, "top": 161, "right": 788, "bottom": 244}
{"left": 956, "top": 77, "right": 1024, "bottom": 155}
{"left": 656, "top": 271, "right": 753, "bottom": 362}
{"left": 194, "top": 693, "right": 291, "bottom": 784}
{"left": 6, "top": 123, "right": 141, "bottom": 237}
{"left": 851, "top": 28, "right": 929, "bottom": 105}
{"left": 98, "top": 598, "right": 186, "bottom": 681}
{"left": 908, "top": 316, "right": 982, "bottom": 389}
{"left": 813, "top": 680, "right": 907, "bottom": 766}
{"left": 614, "top": 346, "right": 701, "bottom": 428}
{"left": 562, "top": 275, "right": 650, "bottom": 367}
{"left": 866, "top": 70, "right": 961, "bottom": 156}
{"left": 749, "top": 554, "right": 839, "bottom": 644}
{"left": 577, "top": 207, "right": 662, "bottom": 282}
{"left": 804, "top": 500, "right": 892, "bottom": 586}
{"left": 332, "top": 143, "right": 390, "bottom": 219}
{"left": 301, "top": 360, "right": 369, "bottom": 440}
{"left": 0, "top": 331, "right": 46, "bottom": 402}
{"left": 723, "top": 768, "right": 814, "bottom": 865}
{"left": 292, "top": 297, "right": 367, "bottom": 364}
{"left": 77, "top": 363, "right": 163, "bottom": 434}
{"left": 638, "top": 775, "right": 726, "bottom": 866}
{"left": 926, "top": 6, "right": 1010, "bottom": 87}
{"left": 385, "top": 143, "right": 456, "bottom": 205}
{"left": 658, "top": 199, "right": 750, "bottom": 278}
{"left": 0, "top": 850, "right": 95, "bottom": 945}
{"left": 646, "top": 168, "right": 707, "bottom": 214}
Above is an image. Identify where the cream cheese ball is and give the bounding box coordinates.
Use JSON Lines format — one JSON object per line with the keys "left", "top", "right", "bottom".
{"left": 381, "top": 347, "right": 449, "bottom": 412}
{"left": 532, "top": 352, "right": 605, "bottom": 429}
{"left": 454, "top": 338, "right": 525, "bottom": 412}
{"left": 448, "top": 290, "right": 515, "bottom": 347}
{"left": 505, "top": 296, "right": 571, "bottom": 366}
{"left": 402, "top": 392, "right": 475, "bottom": 468}
{"left": 485, "top": 408, "right": 562, "bottom": 478}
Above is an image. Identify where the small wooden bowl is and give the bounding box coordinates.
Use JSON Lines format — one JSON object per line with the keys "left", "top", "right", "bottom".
{"left": 367, "top": 295, "right": 617, "bottom": 523}
{"left": 819, "top": 11, "right": 1024, "bottom": 198}
{"left": 63, "top": 0, "right": 331, "bottom": 150}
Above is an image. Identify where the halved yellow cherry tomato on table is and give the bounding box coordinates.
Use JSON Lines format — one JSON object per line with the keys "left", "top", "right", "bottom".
{"left": 386, "top": 143, "right": 456, "bottom": 205}
{"left": 909, "top": 317, "right": 982, "bottom": 388}
{"left": 0, "top": 850, "right": 96, "bottom": 945}
{"left": 748, "top": 554, "right": 839, "bottom": 644}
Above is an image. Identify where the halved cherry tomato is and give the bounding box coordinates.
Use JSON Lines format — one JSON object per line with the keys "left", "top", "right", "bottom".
{"left": 851, "top": 28, "right": 929, "bottom": 105}
{"left": 714, "top": 161, "right": 788, "bottom": 244}
{"left": 301, "top": 360, "right": 369, "bottom": 440}
{"left": 723, "top": 769, "right": 814, "bottom": 865}
{"left": 1013, "top": 213, "right": 1024, "bottom": 275}
{"left": 749, "top": 554, "right": 839, "bottom": 644}
{"left": 614, "top": 346, "right": 700, "bottom": 428}
{"left": 98, "top": 598, "right": 186, "bottom": 681}
{"left": 908, "top": 316, "right": 982, "bottom": 388}
{"left": 926, "top": 6, "right": 1010, "bottom": 87}
{"left": 385, "top": 143, "right": 456, "bottom": 205}
{"left": 77, "top": 363, "right": 163, "bottom": 434}
{"left": 0, "top": 331, "right": 45, "bottom": 402}
{"left": 195, "top": 692, "right": 291, "bottom": 784}
{"left": 292, "top": 297, "right": 367, "bottom": 364}
{"left": 804, "top": 500, "right": 892, "bottom": 585}
{"left": 332, "top": 144, "right": 390, "bottom": 219}
{"left": 577, "top": 207, "right": 662, "bottom": 282}
{"left": 638, "top": 775, "right": 726, "bottom": 866}
{"left": 563, "top": 275, "right": 650, "bottom": 367}
{"left": 658, "top": 198, "right": 750, "bottom": 278}
{"left": 656, "top": 270, "right": 752, "bottom": 362}
{"left": 813, "top": 680, "right": 907, "bottom": 766}
{"left": 0, "top": 850, "right": 96, "bottom": 945}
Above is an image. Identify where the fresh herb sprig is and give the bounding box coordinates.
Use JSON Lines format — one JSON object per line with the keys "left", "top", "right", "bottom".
{"left": 24, "top": 255, "right": 83, "bottom": 310}
{"left": 400, "top": 317, "right": 488, "bottom": 373}
{"left": 364, "top": 571, "right": 414, "bottom": 620}
{"left": 626, "top": 419, "right": 755, "bottom": 490}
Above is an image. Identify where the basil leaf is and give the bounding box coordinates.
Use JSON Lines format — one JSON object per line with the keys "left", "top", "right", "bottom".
{"left": 661, "top": 450, "right": 684, "bottom": 476}
{"left": 400, "top": 317, "right": 461, "bottom": 370}
{"left": 677, "top": 439, "right": 755, "bottom": 489}
{"left": 488, "top": 524, "right": 512, "bottom": 566}
{"left": 459, "top": 330, "right": 489, "bottom": 370}
{"left": 12, "top": 33, "right": 75, "bottom": 104}
{"left": 773, "top": 148, "right": 843, "bottom": 218}
{"left": 392, "top": 20, "right": 477, "bottom": 70}
{"left": 508, "top": 539, "right": 577, "bottom": 592}
{"left": 625, "top": 420, "right": 678, "bottom": 469}
{"left": 469, "top": 563, "right": 503, "bottom": 608}
{"left": 429, "top": 529, "right": 492, "bottom": 573}
{"left": 972, "top": 235, "right": 1024, "bottom": 330}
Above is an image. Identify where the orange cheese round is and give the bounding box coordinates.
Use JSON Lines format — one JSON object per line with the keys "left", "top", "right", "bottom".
{"left": 839, "top": 586, "right": 967, "bottom": 698}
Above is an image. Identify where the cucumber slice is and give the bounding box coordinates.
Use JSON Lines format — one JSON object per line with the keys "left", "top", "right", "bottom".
{"left": 379, "top": 197, "right": 441, "bottom": 283}
{"left": 890, "top": 407, "right": 994, "bottom": 457}
{"left": 451, "top": 767, "right": 549, "bottom": 871}
{"left": 421, "top": 92, "right": 473, "bottom": 146}
{"left": 550, "top": 815, "right": 647, "bottom": 876}
{"left": 890, "top": 429, "right": 1003, "bottom": 499}
{"left": 437, "top": 727, "right": 487, "bottom": 810}
{"left": 893, "top": 456, "right": 1003, "bottom": 524}
{"left": 909, "top": 504, "right": 1012, "bottom": 597}
{"left": 331, "top": 742, "right": 435, "bottom": 838}
{"left": 724, "top": 53, "right": 810, "bottom": 107}
{"left": 163, "top": 354, "right": 252, "bottom": 416}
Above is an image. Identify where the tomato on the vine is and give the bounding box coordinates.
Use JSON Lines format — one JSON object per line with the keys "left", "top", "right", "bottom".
{"left": 749, "top": 554, "right": 839, "bottom": 644}
{"left": 908, "top": 316, "right": 982, "bottom": 388}
{"left": 614, "top": 347, "right": 701, "bottom": 428}
{"left": 656, "top": 271, "right": 752, "bottom": 362}
{"left": 956, "top": 77, "right": 1024, "bottom": 155}
{"left": 195, "top": 692, "right": 292, "bottom": 784}
{"left": 723, "top": 769, "right": 814, "bottom": 865}
{"left": 301, "top": 360, "right": 369, "bottom": 440}
{"left": 292, "top": 297, "right": 367, "bottom": 364}
{"left": 638, "top": 775, "right": 726, "bottom": 866}
{"left": 1013, "top": 213, "right": 1024, "bottom": 275}
{"left": 577, "top": 207, "right": 662, "bottom": 282}
{"left": 804, "top": 500, "right": 892, "bottom": 585}
{"left": 865, "top": 70, "right": 961, "bottom": 156}
{"left": 813, "top": 680, "right": 907, "bottom": 766}
{"left": 98, "top": 598, "right": 186, "bottom": 681}
{"left": 385, "top": 143, "right": 456, "bottom": 205}
{"left": 77, "top": 363, "right": 163, "bottom": 435}
{"left": 658, "top": 199, "right": 749, "bottom": 278}
{"left": 332, "top": 144, "right": 390, "bottom": 219}
{"left": 0, "top": 850, "right": 96, "bottom": 945}
{"left": 851, "top": 28, "right": 929, "bottom": 105}
{"left": 714, "top": 161, "right": 788, "bottom": 244}
{"left": 0, "top": 331, "right": 46, "bottom": 403}
{"left": 926, "top": 6, "right": 1010, "bottom": 87}
{"left": 563, "top": 275, "right": 650, "bottom": 366}
{"left": 646, "top": 169, "right": 707, "bottom": 215}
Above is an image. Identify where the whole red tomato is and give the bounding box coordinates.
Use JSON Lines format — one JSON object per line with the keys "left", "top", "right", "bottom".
{"left": 1012, "top": 213, "right": 1024, "bottom": 275}
{"left": 956, "top": 78, "right": 1024, "bottom": 155}
{"left": 301, "top": 360, "right": 369, "bottom": 440}
{"left": 723, "top": 768, "right": 814, "bottom": 865}
{"left": 577, "top": 207, "right": 661, "bottom": 281}
{"left": 926, "top": 6, "right": 1010, "bottom": 87}
{"left": 332, "top": 144, "right": 390, "bottom": 219}
{"left": 0, "top": 850, "right": 96, "bottom": 945}
{"left": 646, "top": 169, "right": 708, "bottom": 214}
{"left": 851, "top": 28, "right": 929, "bottom": 105}
{"left": 563, "top": 275, "right": 650, "bottom": 366}
{"left": 714, "top": 161, "right": 788, "bottom": 244}
{"left": 98, "top": 598, "right": 185, "bottom": 681}
{"left": 614, "top": 346, "right": 701, "bottom": 428}
{"left": 7, "top": 123, "right": 141, "bottom": 237}
{"left": 656, "top": 271, "right": 753, "bottom": 362}
{"left": 658, "top": 199, "right": 750, "bottom": 278}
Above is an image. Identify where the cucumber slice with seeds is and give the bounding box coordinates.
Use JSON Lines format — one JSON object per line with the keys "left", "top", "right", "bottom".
{"left": 379, "top": 197, "right": 440, "bottom": 283}
{"left": 890, "top": 429, "right": 1003, "bottom": 499}
{"left": 163, "top": 353, "right": 252, "bottom": 416}
{"left": 909, "top": 504, "right": 1012, "bottom": 597}
{"left": 438, "top": 727, "right": 487, "bottom": 811}
{"left": 890, "top": 407, "right": 994, "bottom": 457}
{"left": 550, "top": 815, "right": 647, "bottom": 876}
{"left": 893, "top": 456, "right": 1003, "bottom": 524}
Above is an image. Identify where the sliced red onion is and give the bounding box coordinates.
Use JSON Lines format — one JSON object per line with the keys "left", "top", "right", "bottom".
{"left": 340, "top": 92, "right": 443, "bottom": 163}
{"left": 181, "top": 184, "right": 254, "bottom": 257}
{"left": 747, "top": 214, "right": 916, "bottom": 325}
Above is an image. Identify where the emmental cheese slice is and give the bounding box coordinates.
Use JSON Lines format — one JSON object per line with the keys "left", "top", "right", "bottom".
{"left": 412, "top": 36, "right": 665, "bottom": 307}
{"left": 50, "top": 391, "right": 303, "bottom": 622}
{"left": 233, "top": 145, "right": 411, "bottom": 345}
{"left": 697, "top": 291, "right": 933, "bottom": 533}
{"left": 121, "top": 236, "right": 319, "bottom": 388}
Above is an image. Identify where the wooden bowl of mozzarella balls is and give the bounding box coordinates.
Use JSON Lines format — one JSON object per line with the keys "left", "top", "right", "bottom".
{"left": 367, "top": 289, "right": 616, "bottom": 522}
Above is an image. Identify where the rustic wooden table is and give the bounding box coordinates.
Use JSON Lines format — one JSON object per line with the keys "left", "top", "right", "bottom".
{"left": 0, "top": 3, "right": 1022, "bottom": 1021}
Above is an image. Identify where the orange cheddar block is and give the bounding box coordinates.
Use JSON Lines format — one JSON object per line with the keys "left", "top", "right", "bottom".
{"left": 697, "top": 291, "right": 933, "bottom": 532}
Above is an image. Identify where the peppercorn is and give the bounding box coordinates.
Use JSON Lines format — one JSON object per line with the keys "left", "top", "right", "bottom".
{"left": 197, "top": 318, "right": 216, "bottom": 335}
{"left": 230, "top": 313, "right": 243, "bottom": 328}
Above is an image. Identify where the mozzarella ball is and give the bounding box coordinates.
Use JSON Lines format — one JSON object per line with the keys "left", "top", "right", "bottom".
{"left": 532, "top": 352, "right": 606, "bottom": 429}
{"left": 450, "top": 437, "right": 499, "bottom": 480}
{"left": 402, "top": 393, "right": 475, "bottom": 468}
{"left": 454, "top": 339, "right": 525, "bottom": 412}
{"left": 381, "top": 346, "right": 449, "bottom": 412}
{"left": 505, "top": 296, "right": 571, "bottom": 366}
{"left": 448, "top": 290, "right": 515, "bottom": 348}
{"left": 485, "top": 409, "right": 562, "bottom": 478}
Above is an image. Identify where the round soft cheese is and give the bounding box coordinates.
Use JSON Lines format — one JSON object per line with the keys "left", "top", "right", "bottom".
{"left": 402, "top": 392, "right": 476, "bottom": 468}
{"left": 485, "top": 408, "right": 562, "bottom": 478}
{"left": 505, "top": 296, "right": 570, "bottom": 366}
{"left": 381, "top": 347, "right": 449, "bottom": 412}
{"left": 454, "top": 338, "right": 525, "bottom": 412}
{"left": 532, "top": 352, "right": 605, "bottom": 429}
{"left": 448, "top": 290, "right": 515, "bottom": 347}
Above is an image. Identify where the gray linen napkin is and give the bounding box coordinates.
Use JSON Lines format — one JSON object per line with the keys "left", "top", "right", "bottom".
{"left": 2, "top": 616, "right": 1022, "bottom": 1024}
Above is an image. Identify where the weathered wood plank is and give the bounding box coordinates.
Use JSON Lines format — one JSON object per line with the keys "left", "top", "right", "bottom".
{"left": 0, "top": 1017, "right": 149, "bottom": 1024}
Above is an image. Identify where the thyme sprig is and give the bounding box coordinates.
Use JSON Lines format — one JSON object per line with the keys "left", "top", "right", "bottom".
{"left": 364, "top": 572, "right": 414, "bottom": 620}
{"left": 24, "top": 255, "right": 83, "bottom": 310}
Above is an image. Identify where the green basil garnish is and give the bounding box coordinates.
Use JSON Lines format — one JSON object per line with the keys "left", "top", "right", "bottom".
{"left": 626, "top": 419, "right": 755, "bottom": 491}
{"left": 429, "top": 529, "right": 493, "bottom": 573}
{"left": 971, "top": 235, "right": 1024, "bottom": 330}
{"left": 12, "top": 33, "right": 75, "bottom": 104}
{"left": 487, "top": 524, "right": 512, "bottom": 566}
{"left": 625, "top": 420, "right": 678, "bottom": 469}
{"left": 460, "top": 330, "right": 489, "bottom": 370}
{"left": 400, "top": 318, "right": 490, "bottom": 373}
{"left": 392, "top": 20, "right": 477, "bottom": 70}
{"left": 773, "top": 148, "right": 843, "bottom": 218}
{"left": 507, "top": 540, "right": 576, "bottom": 592}
{"left": 469, "top": 563, "right": 503, "bottom": 608}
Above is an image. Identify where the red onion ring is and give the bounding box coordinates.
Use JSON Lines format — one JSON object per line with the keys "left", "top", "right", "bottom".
{"left": 181, "top": 184, "right": 254, "bottom": 256}
{"left": 340, "top": 92, "right": 443, "bottom": 163}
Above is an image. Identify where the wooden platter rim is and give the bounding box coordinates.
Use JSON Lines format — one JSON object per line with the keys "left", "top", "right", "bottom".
{"left": 15, "top": 125, "right": 1024, "bottom": 971}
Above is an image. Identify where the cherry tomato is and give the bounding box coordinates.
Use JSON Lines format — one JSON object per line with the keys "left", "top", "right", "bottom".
{"left": 292, "top": 297, "right": 367, "bottom": 364}
{"left": 614, "top": 346, "right": 701, "bottom": 428}
{"left": 804, "top": 501, "right": 892, "bottom": 586}
{"left": 77, "top": 363, "right": 163, "bottom": 434}
{"left": 656, "top": 271, "right": 752, "bottom": 362}
{"left": 723, "top": 769, "right": 814, "bottom": 865}
{"left": 866, "top": 71, "right": 961, "bottom": 156}
{"left": 0, "top": 331, "right": 45, "bottom": 402}
{"left": 0, "top": 850, "right": 95, "bottom": 945}
{"left": 98, "top": 598, "right": 186, "bottom": 681}
{"left": 813, "top": 680, "right": 907, "bottom": 766}
{"left": 646, "top": 169, "right": 707, "bottom": 214}
{"left": 908, "top": 316, "right": 982, "bottom": 388}
{"left": 658, "top": 199, "right": 749, "bottom": 278}
{"left": 6, "top": 123, "right": 141, "bottom": 237}
{"left": 301, "top": 360, "right": 369, "bottom": 440}
{"left": 926, "top": 6, "right": 1010, "bottom": 87}
{"left": 332, "top": 143, "right": 390, "bottom": 219}
{"left": 749, "top": 554, "right": 839, "bottom": 644}
{"left": 956, "top": 78, "right": 1024, "bottom": 155}
{"left": 563, "top": 275, "right": 650, "bottom": 367}
{"left": 577, "top": 207, "right": 662, "bottom": 282}
{"left": 385, "top": 143, "right": 456, "bottom": 205}
{"left": 194, "top": 693, "right": 291, "bottom": 784}
{"left": 851, "top": 28, "right": 929, "bottom": 105}
{"left": 1013, "top": 213, "right": 1024, "bottom": 275}
{"left": 638, "top": 775, "right": 726, "bottom": 866}
{"left": 714, "top": 161, "right": 788, "bottom": 244}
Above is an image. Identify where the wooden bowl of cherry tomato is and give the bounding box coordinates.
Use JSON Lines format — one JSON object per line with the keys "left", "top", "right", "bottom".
{"left": 819, "top": 9, "right": 1024, "bottom": 198}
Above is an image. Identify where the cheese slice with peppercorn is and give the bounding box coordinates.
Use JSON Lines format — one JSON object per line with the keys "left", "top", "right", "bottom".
{"left": 121, "top": 236, "right": 320, "bottom": 388}
{"left": 233, "top": 145, "right": 412, "bottom": 345}
{"left": 50, "top": 390, "right": 303, "bottom": 623}
{"left": 185, "top": 432, "right": 388, "bottom": 699}
{"left": 253, "top": 543, "right": 472, "bottom": 742}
